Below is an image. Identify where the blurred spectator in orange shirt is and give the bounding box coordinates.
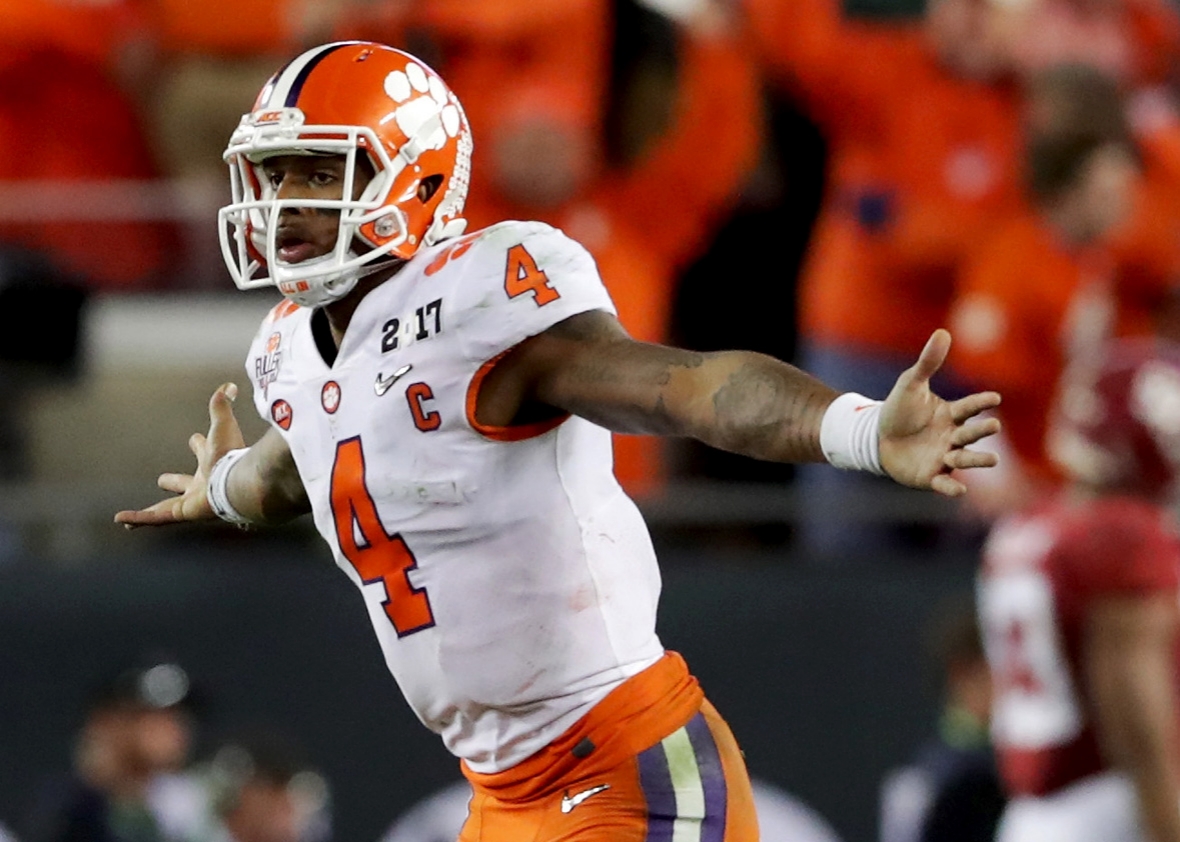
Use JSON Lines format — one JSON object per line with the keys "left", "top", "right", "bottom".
{"left": 334, "top": 0, "right": 763, "bottom": 495}
{"left": 0, "top": 1, "right": 180, "bottom": 290}
{"left": 0, "top": 0, "right": 143, "bottom": 69}
{"left": 327, "top": 0, "right": 614, "bottom": 237}
{"left": 136, "top": 0, "right": 353, "bottom": 288}
{"left": 744, "top": 0, "right": 1024, "bottom": 558}
{"left": 999, "top": 0, "right": 1180, "bottom": 349}
{"left": 142, "top": 0, "right": 351, "bottom": 185}
{"left": 949, "top": 64, "right": 1156, "bottom": 518}
{"left": 997, "top": 0, "right": 1180, "bottom": 89}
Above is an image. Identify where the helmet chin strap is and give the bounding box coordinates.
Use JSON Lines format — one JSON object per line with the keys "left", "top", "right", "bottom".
{"left": 344, "top": 253, "right": 406, "bottom": 287}
{"left": 277, "top": 249, "right": 405, "bottom": 308}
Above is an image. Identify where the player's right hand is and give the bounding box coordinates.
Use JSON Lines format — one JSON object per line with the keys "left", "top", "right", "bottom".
{"left": 114, "top": 383, "right": 247, "bottom": 529}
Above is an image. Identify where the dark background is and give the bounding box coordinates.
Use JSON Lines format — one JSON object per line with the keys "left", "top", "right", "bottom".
{"left": 0, "top": 532, "right": 976, "bottom": 842}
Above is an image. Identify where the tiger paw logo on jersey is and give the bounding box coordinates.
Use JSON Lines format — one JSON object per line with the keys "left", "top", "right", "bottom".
{"left": 254, "top": 333, "right": 283, "bottom": 399}
{"left": 321, "top": 380, "right": 341, "bottom": 414}
{"left": 271, "top": 399, "right": 293, "bottom": 430}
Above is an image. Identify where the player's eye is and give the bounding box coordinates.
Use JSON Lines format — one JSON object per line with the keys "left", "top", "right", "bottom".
{"left": 310, "top": 170, "right": 339, "bottom": 188}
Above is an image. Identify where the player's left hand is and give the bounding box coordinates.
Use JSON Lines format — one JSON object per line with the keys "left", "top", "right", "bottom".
{"left": 878, "top": 329, "right": 1002, "bottom": 497}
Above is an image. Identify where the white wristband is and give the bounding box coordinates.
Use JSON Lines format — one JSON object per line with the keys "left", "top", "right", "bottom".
{"left": 207, "top": 447, "right": 253, "bottom": 527}
{"left": 820, "top": 392, "right": 886, "bottom": 476}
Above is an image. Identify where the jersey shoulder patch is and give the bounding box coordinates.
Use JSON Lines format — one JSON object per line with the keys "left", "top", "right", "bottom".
{"left": 245, "top": 298, "right": 310, "bottom": 420}
{"left": 249, "top": 297, "right": 308, "bottom": 355}
{"left": 264, "top": 298, "right": 301, "bottom": 325}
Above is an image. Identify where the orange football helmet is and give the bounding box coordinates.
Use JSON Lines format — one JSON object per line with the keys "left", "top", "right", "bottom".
{"left": 218, "top": 41, "right": 472, "bottom": 307}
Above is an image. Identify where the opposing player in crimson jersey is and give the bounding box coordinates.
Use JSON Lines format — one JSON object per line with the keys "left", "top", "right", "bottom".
{"left": 115, "top": 41, "right": 1002, "bottom": 842}
{"left": 978, "top": 337, "right": 1180, "bottom": 842}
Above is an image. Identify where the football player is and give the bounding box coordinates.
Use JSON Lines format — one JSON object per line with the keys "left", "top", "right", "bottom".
{"left": 116, "top": 41, "right": 1001, "bottom": 842}
{"left": 978, "top": 337, "right": 1180, "bottom": 842}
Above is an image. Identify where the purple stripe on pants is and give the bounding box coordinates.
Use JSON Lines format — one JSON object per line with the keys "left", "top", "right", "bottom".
{"left": 638, "top": 735, "right": 676, "bottom": 842}
{"left": 685, "top": 712, "right": 728, "bottom": 842}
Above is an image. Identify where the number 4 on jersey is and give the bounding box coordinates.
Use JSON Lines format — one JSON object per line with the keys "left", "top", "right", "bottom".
{"left": 504, "top": 243, "right": 560, "bottom": 306}
{"left": 330, "top": 437, "right": 435, "bottom": 637}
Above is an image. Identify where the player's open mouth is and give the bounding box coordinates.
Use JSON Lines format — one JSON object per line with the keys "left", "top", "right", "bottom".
{"left": 276, "top": 233, "right": 323, "bottom": 264}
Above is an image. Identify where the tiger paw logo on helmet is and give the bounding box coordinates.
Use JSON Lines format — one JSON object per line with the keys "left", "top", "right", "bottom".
{"left": 218, "top": 41, "right": 473, "bottom": 309}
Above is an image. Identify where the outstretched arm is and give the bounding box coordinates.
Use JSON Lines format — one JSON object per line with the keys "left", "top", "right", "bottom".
{"left": 114, "top": 382, "right": 309, "bottom": 529}
{"left": 475, "top": 311, "right": 1001, "bottom": 496}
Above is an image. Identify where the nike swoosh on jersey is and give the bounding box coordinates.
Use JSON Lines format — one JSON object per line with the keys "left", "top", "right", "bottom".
{"left": 375, "top": 364, "right": 413, "bottom": 396}
{"left": 560, "top": 783, "right": 610, "bottom": 814}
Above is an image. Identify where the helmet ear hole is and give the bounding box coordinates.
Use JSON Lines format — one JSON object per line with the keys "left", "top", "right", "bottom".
{"left": 418, "top": 174, "right": 444, "bottom": 203}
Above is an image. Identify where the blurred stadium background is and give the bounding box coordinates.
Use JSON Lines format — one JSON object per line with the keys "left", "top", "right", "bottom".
{"left": 3, "top": 0, "right": 1170, "bottom": 838}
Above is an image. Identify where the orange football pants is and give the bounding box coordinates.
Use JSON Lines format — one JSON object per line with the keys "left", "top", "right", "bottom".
{"left": 459, "top": 652, "right": 759, "bottom": 841}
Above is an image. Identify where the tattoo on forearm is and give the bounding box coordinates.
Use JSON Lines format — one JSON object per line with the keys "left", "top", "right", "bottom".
{"left": 643, "top": 347, "right": 705, "bottom": 387}
{"left": 587, "top": 345, "right": 704, "bottom": 388}
{"left": 712, "top": 366, "right": 789, "bottom": 452}
{"left": 652, "top": 394, "right": 673, "bottom": 429}
{"left": 707, "top": 361, "right": 830, "bottom": 461}
{"left": 539, "top": 312, "right": 831, "bottom": 459}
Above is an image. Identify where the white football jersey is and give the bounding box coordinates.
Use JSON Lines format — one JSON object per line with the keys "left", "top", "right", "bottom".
{"left": 245, "top": 221, "right": 665, "bottom": 772}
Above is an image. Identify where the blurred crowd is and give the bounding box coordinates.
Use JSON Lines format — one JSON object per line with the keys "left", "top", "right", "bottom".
{"left": 8, "top": 4, "right": 1180, "bottom": 839}
{"left": 0, "top": 0, "right": 1171, "bottom": 510}
{"left": 5, "top": 0, "right": 1180, "bottom": 525}
{"left": 16, "top": 656, "right": 332, "bottom": 842}
{"left": 1, "top": 606, "right": 1000, "bottom": 842}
